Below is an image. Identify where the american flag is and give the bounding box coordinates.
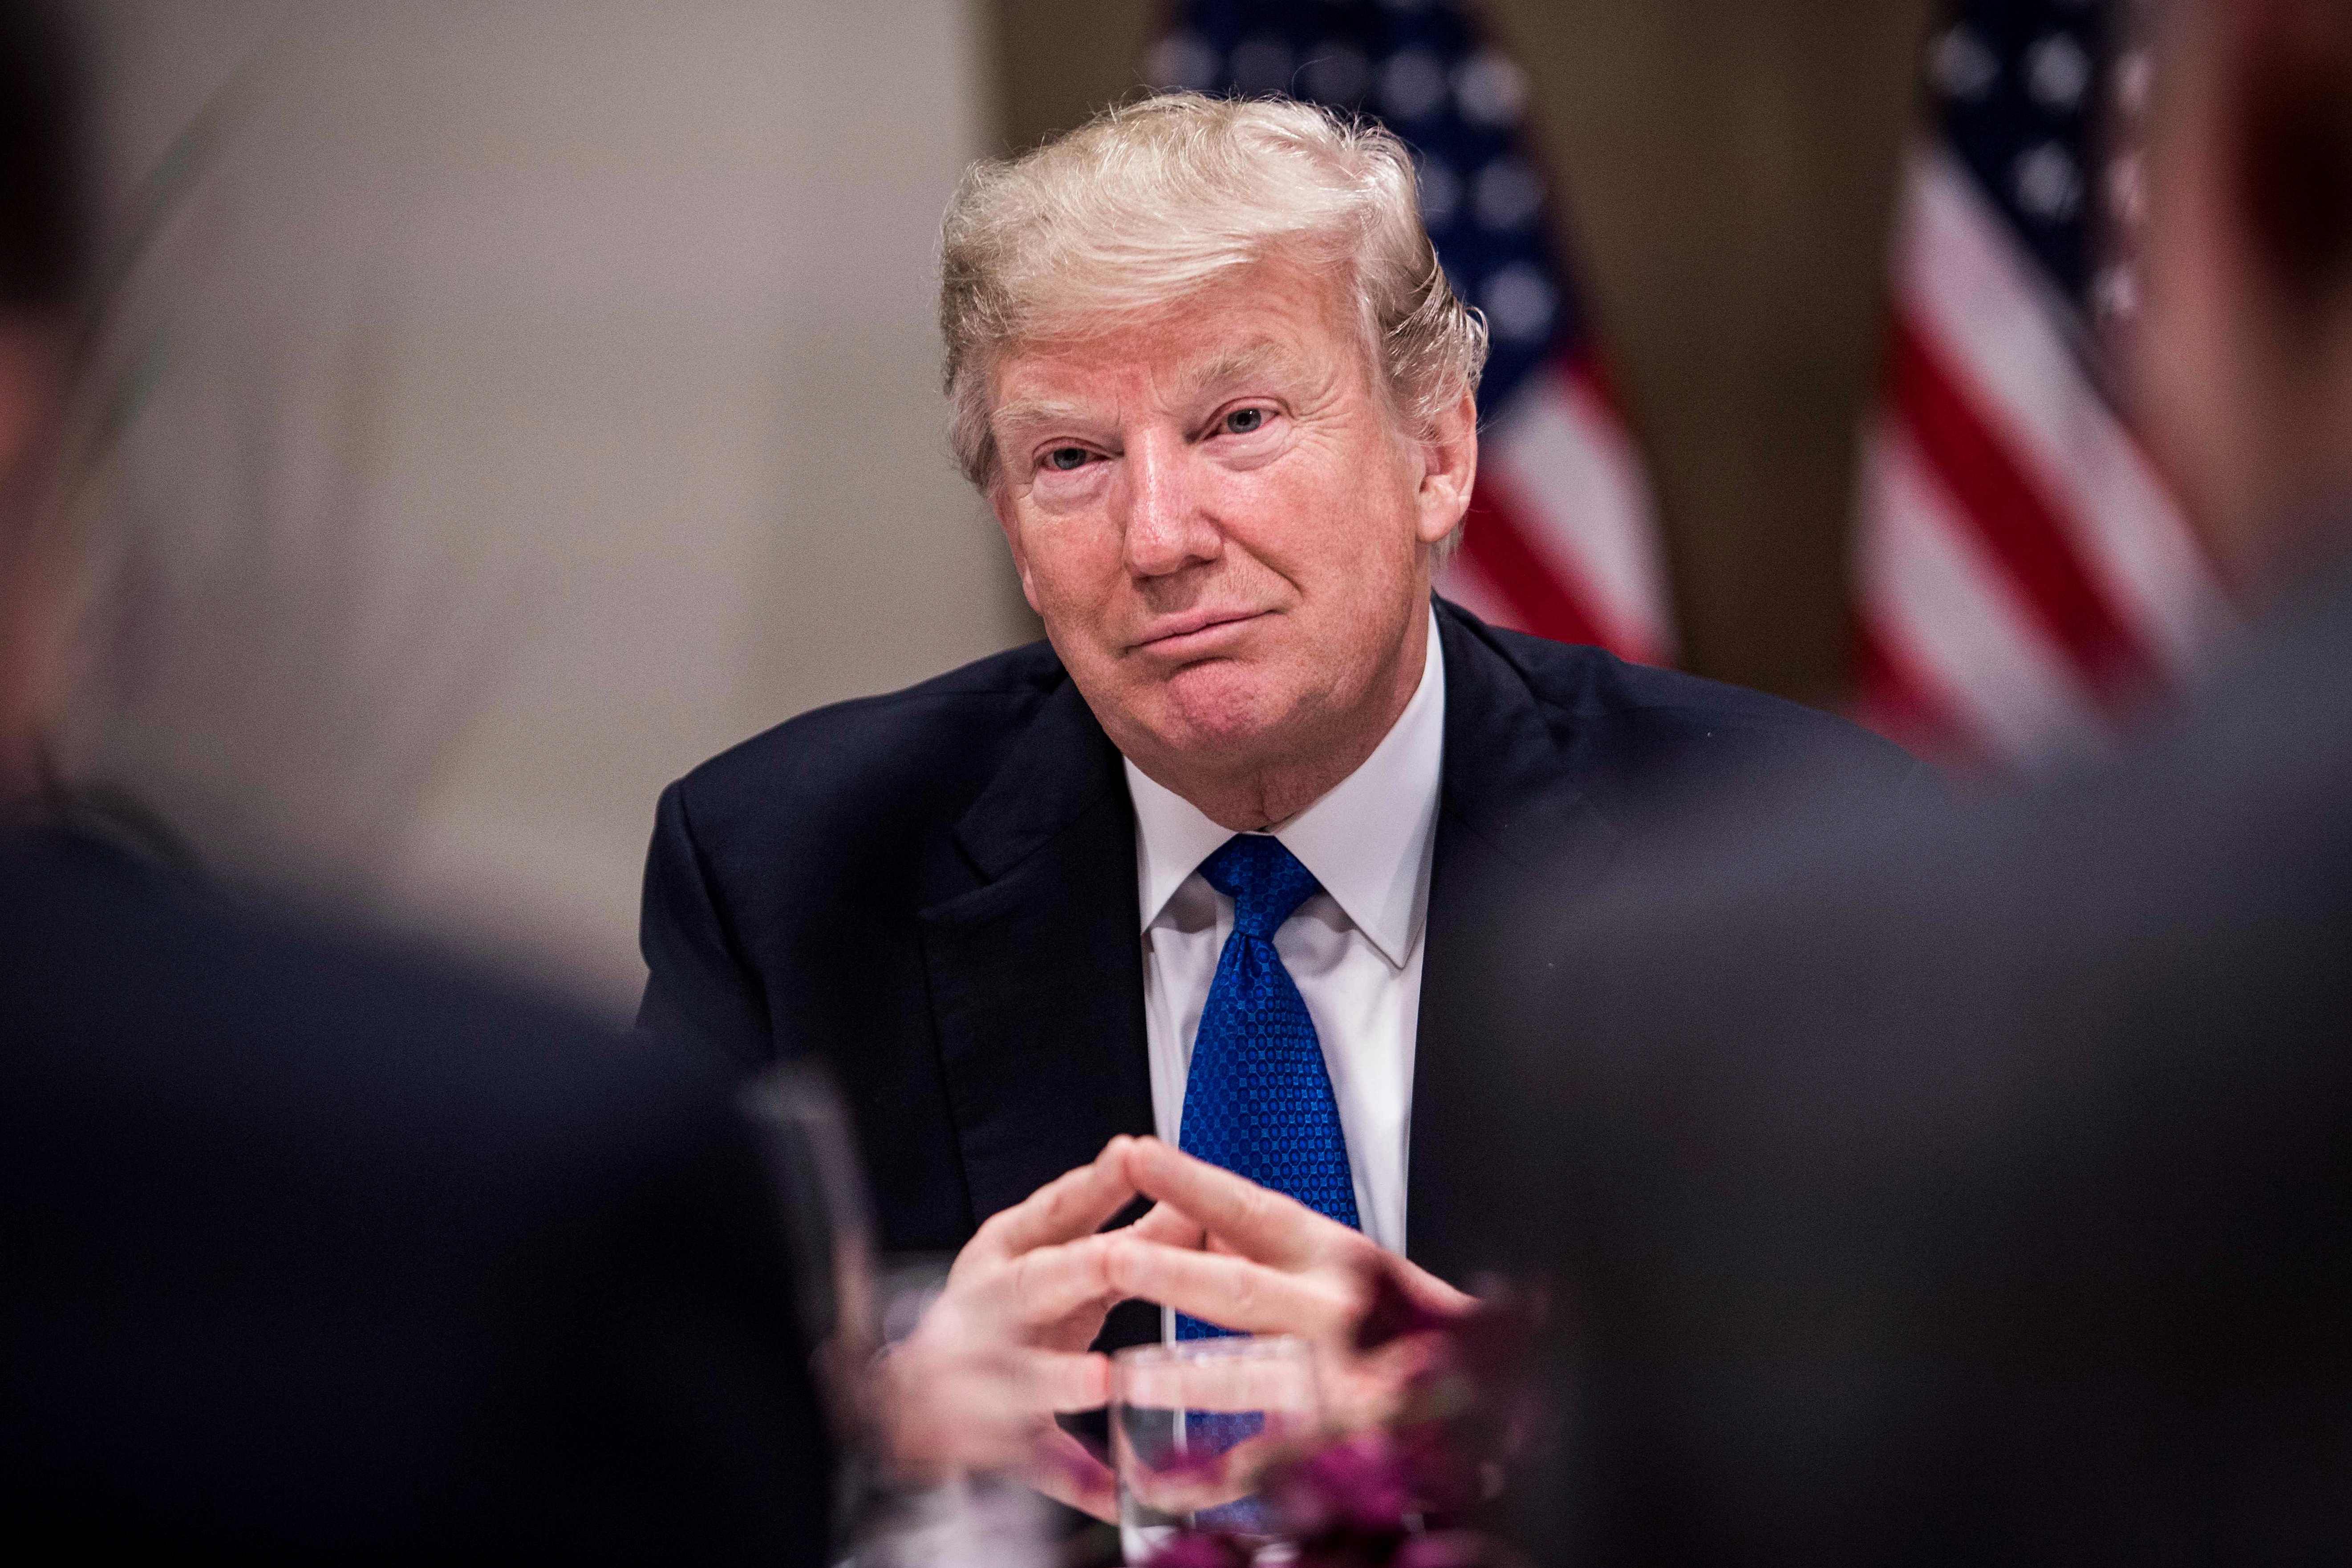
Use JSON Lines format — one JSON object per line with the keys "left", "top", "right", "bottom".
{"left": 1853, "top": 0, "right": 2224, "bottom": 766}
{"left": 1148, "top": 0, "right": 1675, "bottom": 665}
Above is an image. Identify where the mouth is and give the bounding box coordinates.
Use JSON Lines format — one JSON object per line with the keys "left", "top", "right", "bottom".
{"left": 1131, "top": 609, "right": 1268, "bottom": 658}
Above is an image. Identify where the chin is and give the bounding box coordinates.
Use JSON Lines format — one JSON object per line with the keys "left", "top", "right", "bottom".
{"left": 1153, "top": 661, "right": 1297, "bottom": 758}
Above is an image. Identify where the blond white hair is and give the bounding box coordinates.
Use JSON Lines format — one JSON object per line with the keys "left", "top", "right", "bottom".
{"left": 939, "top": 92, "right": 1488, "bottom": 490}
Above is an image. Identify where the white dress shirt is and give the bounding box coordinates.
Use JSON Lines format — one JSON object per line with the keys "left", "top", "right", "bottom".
{"left": 1125, "top": 611, "right": 1445, "bottom": 1256}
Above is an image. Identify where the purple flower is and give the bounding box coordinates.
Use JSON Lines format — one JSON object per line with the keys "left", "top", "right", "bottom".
{"left": 1393, "top": 1531, "right": 1496, "bottom": 1568}
{"left": 1146, "top": 1532, "right": 1253, "bottom": 1568}
{"left": 1269, "top": 1431, "right": 1416, "bottom": 1535}
{"left": 1352, "top": 1258, "right": 1465, "bottom": 1354}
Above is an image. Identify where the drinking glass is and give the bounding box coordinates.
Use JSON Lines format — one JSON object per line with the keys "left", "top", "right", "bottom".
{"left": 738, "top": 1066, "right": 1061, "bottom": 1566}
{"left": 735, "top": 1059, "right": 878, "bottom": 1436}
{"left": 1111, "top": 1335, "right": 1323, "bottom": 1564}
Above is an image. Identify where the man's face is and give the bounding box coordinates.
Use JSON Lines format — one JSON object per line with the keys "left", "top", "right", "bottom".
{"left": 986, "top": 256, "right": 1470, "bottom": 793}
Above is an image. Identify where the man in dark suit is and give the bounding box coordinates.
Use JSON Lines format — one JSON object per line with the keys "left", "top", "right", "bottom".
{"left": 1451, "top": 0, "right": 2352, "bottom": 1558}
{"left": 0, "top": 7, "right": 830, "bottom": 1556}
{"left": 638, "top": 91, "right": 1921, "bottom": 1512}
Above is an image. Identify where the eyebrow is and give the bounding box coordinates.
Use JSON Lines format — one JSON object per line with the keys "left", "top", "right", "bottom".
{"left": 990, "top": 339, "right": 1317, "bottom": 442}
{"left": 989, "top": 397, "right": 1094, "bottom": 441}
{"left": 1184, "top": 339, "right": 1309, "bottom": 397}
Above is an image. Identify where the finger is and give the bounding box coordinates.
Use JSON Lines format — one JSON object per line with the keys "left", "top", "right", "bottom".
{"left": 973, "top": 1139, "right": 1141, "bottom": 1260}
{"left": 1103, "top": 1236, "right": 1353, "bottom": 1339}
{"left": 1123, "top": 1136, "right": 1341, "bottom": 1267}
{"left": 1124, "top": 1199, "right": 1207, "bottom": 1250}
{"left": 879, "top": 1344, "right": 1109, "bottom": 1475}
{"left": 987, "top": 1230, "right": 1128, "bottom": 1327}
{"left": 1315, "top": 1336, "right": 1434, "bottom": 1432}
{"left": 1023, "top": 1427, "right": 1119, "bottom": 1523}
{"left": 1388, "top": 1254, "right": 1478, "bottom": 1317}
{"left": 1023, "top": 1348, "right": 1111, "bottom": 1413}
{"left": 878, "top": 1343, "right": 1042, "bottom": 1475}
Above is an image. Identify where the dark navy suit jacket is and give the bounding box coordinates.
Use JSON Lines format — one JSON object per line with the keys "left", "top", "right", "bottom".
{"left": 637, "top": 597, "right": 1926, "bottom": 1288}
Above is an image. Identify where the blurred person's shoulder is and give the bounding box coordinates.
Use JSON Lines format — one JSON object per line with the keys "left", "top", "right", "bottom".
{"left": 0, "top": 821, "right": 831, "bottom": 1559}
{"left": 0, "top": 821, "right": 715, "bottom": 1123}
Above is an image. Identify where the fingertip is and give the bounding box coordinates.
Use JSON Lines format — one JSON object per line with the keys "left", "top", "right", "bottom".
{"left": 1035, "top": 1349, "right": 1114, "bottom": 1413}
{"left": 1128, "top": 1199, "right": 1205, "bottom": 1248}
{"left": 1126, "top": 1135, "right": 1176, "bottom": 1181}
{"left": 1098, "top": 1231, "right": 1134, "bottom": 1283}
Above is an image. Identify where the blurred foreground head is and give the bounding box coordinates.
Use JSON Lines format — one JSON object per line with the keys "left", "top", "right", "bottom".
{"left": 0, "top": 8, "right": 833, "bottom": 1554}
{"left": 1456, "top": 4, "right": 2352, "bottom": 1561}
{"left": 0, "top": 0, "right": 83, "bottom": 806}
{"left": 2137, "top": 0, "right": 2352, "bottom": 593}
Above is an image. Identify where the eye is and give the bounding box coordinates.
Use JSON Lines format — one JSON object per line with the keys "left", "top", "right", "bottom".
{"left": 1044, "top": 446, "right": 1092, "bottom": 472}
{"left": 1219, "top": 407, "right": 1268, "bottom": 436}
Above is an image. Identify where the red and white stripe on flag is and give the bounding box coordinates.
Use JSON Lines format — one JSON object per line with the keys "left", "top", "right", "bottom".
{"left": 1438, "top": 358, "right": 1675, "bottom": 668}
{"left": 1854, "top": 147, "right": 2225, "bottom": 768}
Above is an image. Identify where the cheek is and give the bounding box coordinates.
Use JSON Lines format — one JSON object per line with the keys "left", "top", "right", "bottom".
{"left": 1271, "top": 480, "right": 1421, "bottom": 618}
{"left": 1014, "top": 514, "right": 1127, "bottom": 624}
{"left": 1218, "top": 452, "right": 1416, "bottom": 582}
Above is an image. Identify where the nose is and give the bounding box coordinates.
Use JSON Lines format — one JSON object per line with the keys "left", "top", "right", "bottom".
{"left": 1119, "top": 430, "right": 1221, "bottom": 579}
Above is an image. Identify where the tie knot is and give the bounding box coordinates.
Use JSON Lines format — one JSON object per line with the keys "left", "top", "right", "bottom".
{"left": 1199, "top": 834, "right": 1322, "bottom": 938}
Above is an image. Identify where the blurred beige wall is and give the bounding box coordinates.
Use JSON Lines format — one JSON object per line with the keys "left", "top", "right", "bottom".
{"left": 73, "top": 1, "right": 1022, "bottom": 1013}
{"left": 987, "top": 0, "right": 1933, "bottom": 702}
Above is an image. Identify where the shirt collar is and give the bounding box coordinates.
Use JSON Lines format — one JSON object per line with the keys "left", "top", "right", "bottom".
{"left": 1126, "top": 608, "right": 1447, "bottom": 968}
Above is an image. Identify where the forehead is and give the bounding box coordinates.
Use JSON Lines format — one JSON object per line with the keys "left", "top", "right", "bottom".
{"left": 990, "top": 259, "right": 1368, "bottom": 409}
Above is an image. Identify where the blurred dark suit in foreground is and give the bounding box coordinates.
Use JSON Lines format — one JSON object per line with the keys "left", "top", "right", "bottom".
{"left": 0, "top": 822, "right": 835, "bottom": 1561}
{"left": 1456, "top": 0, "right": 2352, "bottom": 1558}
{"left": 1464, "top": 563, "right": 2352, "bottom": 1563}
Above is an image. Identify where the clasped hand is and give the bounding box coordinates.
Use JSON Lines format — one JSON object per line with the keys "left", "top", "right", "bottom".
{"left": 878, "top": 1134, "right": 1472, "bottom": 1521}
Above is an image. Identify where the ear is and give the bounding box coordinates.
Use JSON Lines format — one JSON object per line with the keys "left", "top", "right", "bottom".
{"left": 988, "top": 481, "right": 1042, "bottom": 614}
{"left": 1412, "top": 388, "right": 1480, "bottom": 549}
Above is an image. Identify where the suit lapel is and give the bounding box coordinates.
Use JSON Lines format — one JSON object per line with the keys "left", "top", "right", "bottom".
{"left": 1408, "top": 603, "right": 1621, "bottom": 1285}
{"left": 917, "top": 677, "right": 1155, "bottom": 1231}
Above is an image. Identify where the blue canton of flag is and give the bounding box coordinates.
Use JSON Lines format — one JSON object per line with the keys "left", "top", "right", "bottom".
{"left": 1928, "top": 0, "right": 2113, "bottom": 311}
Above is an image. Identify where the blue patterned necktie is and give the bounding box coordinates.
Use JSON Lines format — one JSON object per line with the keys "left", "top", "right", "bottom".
{"left": 1176, "top": 833, "right": 1359, "bottom": 1341}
